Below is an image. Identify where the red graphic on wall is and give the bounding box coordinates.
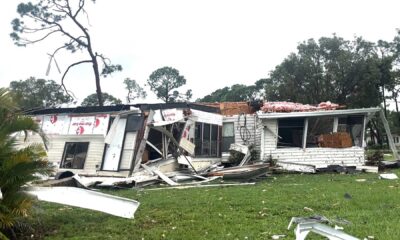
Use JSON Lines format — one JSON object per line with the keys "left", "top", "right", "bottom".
{"left": 50, "top": 115, "right": 57, "bottom": 124}
{"left": 182, "top": 126, "right": 190, "bottom": 139}
{"left": 94, "top": 118, "right": 100, "bottom": 127}
{"left": 75, "top": 126, "right": 84, "bottom": 135}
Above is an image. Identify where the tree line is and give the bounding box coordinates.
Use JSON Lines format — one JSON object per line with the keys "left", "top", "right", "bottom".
{"left": 199, "top": 34, "right": 400, "bottom": 113}
{"left": 9, "top": 0, "right": 399, "bottom": 115}
{"left": 8, "top": 66, "right": 191, "bottom": 109}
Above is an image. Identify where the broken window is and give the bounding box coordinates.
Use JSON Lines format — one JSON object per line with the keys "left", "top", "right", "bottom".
{"left": 277, "top": 118, "right": 304, "bottom": 148}
{"left": 195, "top": 122, "right": 220, "bottom": 157}
{"left": 60, "top": 142, "right": 89, "bottom": 169}
{"left": 222, "top": 122, "right": 235, "bottom": 152}
{"left": 145, "top": 129, "right": 163, "bottom": 161}
{"left": 338, "top": 115, "right": 364, "bottom": 147}
{"left": 306, "top": 117, "right": 334, "bottom": 147}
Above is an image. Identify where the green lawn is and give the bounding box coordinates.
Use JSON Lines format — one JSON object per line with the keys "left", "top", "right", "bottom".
{"left": 24, "top": 169, "right": 400, "bottom": 239}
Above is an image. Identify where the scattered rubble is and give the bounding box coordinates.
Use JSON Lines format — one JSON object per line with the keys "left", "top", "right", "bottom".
{"left": 288, "top": 216, "right": 358, "bottom": 240}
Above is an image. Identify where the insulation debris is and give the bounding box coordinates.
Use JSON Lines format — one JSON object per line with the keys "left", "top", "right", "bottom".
{"left": 261, "top": 101, "right": 340, "bottom": 113}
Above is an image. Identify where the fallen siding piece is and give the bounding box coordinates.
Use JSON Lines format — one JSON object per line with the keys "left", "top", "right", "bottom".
{"left": 379, "top": 173, "right": 398, "bottom": 180}
{"left": 276, "top": 161, "right": 316, "bottom": 173}
{"left": 287, "top": 216, "right": 330, "bottom": 230}
{"left": 152, "top": 169, "right": 179, "bottom": 186}
{"left": 28, "top": 187, "right": 140, "bottom": 219}
{"left": 294, "top": 222, "right": 359, "bottom": 240}
{"left": 355, "top": 166, "right": 378, "bottom": 173}
{"left": 238, "top": 151, "right": 252, "bottom": 166}
{"left": 147, "top": 182, "right": 255, "bottom": 190}
{"left": 229, "top": 143, "right": 252, "bottom": 166}
{"left": 73, "top": 175, "right": 128, "bottom": 187}
{"left": 229, "top": 143, "right": 249, "bottom": 154}
{"left": 208, "top": 164, "right": 269, "bottom": 180}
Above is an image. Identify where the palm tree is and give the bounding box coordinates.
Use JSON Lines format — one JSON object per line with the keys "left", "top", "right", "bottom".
{"left": 0, "top": 88, "right": 53, "bottom": 239}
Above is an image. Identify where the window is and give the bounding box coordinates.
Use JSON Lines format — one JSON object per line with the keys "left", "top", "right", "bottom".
{"left": 195, "top": 123, "right": 220, "bottom": 157}
{"left": 222, "top": 122, "right": 235, "bottom": 152}
{"left": 277, "top": 118, "right": 304, "bottom": 148}
{"left": 306, "top": 117, "right": 334, "bottom": 147}
{"left": 60, "top": 142, "right": 89, "bottom": 169}
{"left": 338, "top": 116, "right": 363, "bottom": 147}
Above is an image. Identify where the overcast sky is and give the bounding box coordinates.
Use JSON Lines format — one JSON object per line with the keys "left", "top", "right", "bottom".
{"left": 1, "top": 0, "right": 400, "bottom": 105}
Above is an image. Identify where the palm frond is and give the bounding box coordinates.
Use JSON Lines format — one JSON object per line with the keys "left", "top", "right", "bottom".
{"left": 0, "top": 90, "right": 52, "bottom": 232}
{"left": 0, "top": 88, "right": 17, "bottom": 112}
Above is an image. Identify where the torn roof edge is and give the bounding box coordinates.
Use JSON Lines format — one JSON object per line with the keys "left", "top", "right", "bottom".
{"left": 24, "top": 102, "right": 220, "bottom": 115}
{"left": 257, "top": 107, "right": 381, "bottom": 119}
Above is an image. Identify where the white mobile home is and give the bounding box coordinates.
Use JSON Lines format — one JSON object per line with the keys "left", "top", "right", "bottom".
{"left": 21, "top": 103, "right": 223, "bottom": 177}
{"left": 257, "top": 108, "right": 382, "bottom": 168}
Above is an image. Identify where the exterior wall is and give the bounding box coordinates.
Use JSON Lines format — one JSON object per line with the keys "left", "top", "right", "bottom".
{"left": 260, "top": 118, "right": 366, "bottom": 167}
{"left": 270, "top": 147, "right": 365, "bottom": 167}
{"left": 47, "top": 135, "right": 105, "bottom": 175}
{"left": 223, "top": 114, "right": 261, "bottom": 158}
{"left": 15, "top": 133, "right": 133, "bottom": 176}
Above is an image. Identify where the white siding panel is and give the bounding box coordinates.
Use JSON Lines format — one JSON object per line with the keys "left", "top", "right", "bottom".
{"left": 223, "top": 114, "right": 261, "bottom": 158}
{"left": 271, "top": 147, "right": 365, "bottom": 167}
{"left": 47, "top": 135, "right": 105, "bottom": 175}
{"left": 262, "top": 119, "right": 278, "bottom": 159}
{"left": 119, "top": 132, "right": 137, "bottom": 170}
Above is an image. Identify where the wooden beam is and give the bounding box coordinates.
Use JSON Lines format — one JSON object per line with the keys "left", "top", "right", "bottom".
{"left": 129, "top": 110, "right": 155, "bottom": 175}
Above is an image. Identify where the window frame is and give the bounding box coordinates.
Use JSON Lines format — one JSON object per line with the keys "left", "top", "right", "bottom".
{"left": 60, "top": 142, "right": 89, "bottom": 169}
{"left": 194, "top": 122, "right": 220, "bottom": 157}
{"left": 222, "top": 122, "right": 235, "bottom": 152}
{"left": 277, "top": 118, "right": 305, "bottom": 148}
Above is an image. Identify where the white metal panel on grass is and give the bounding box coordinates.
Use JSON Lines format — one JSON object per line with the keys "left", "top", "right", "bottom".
{"left": 28, "top": 187, "right": 139, "bottom": 219}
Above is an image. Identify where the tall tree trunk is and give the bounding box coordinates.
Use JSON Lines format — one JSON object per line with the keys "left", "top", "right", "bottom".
{"left": 165, "top": 82, "right": 169, "bottom": 103}
{"left": 367, "top": 122, "right": 376, "bottom": 145}
{"left": 92, "top": 58, "right": 103, "bottom": 106}
{"left": 68, "top": 7, "right": 104, "bottom": 106}
{"left": 382, "top": 84, "right": 387, "bottom": 118}
{"left": 371, "top": 119, "right": 383, "bottom": 146}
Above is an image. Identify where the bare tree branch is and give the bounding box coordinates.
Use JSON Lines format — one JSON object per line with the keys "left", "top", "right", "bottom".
{"left": 23, "top": 25, "right": 58, "bottom": 33}
{"left": 74, "top": 0, "right": 85, "bottom": 18}
{"left": 19, "top": 29, "right": 60, "bottom": 45}
{"left": 61, "top": 59, "right": 92, "bottom": 87}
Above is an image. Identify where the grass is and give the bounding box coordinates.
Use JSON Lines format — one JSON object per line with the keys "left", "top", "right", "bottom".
{"left": 22, "top": 169, "right": 400, "bottom": 240}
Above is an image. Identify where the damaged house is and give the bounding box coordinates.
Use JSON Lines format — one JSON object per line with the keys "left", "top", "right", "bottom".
{"left": 19, "top": 103, "right": 223, "bottom": 179}
{"left": 17, "top": 100, "right": 398, "bottom": 181}
{"left": 201, "top": 102, "right": 262, "bottom": 164}
{"left": 256, "top": 102, "right": 395, "bottom": 172}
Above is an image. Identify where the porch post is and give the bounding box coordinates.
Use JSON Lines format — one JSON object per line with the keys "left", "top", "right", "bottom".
{"left": 361, "top": 115, "right": 367, "bottom": 147}
{"left": 302, "top": 118, "right": 308, "bottom": 150}
{"left": 333, "top": 117, "right": 338, "bottom": 133}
